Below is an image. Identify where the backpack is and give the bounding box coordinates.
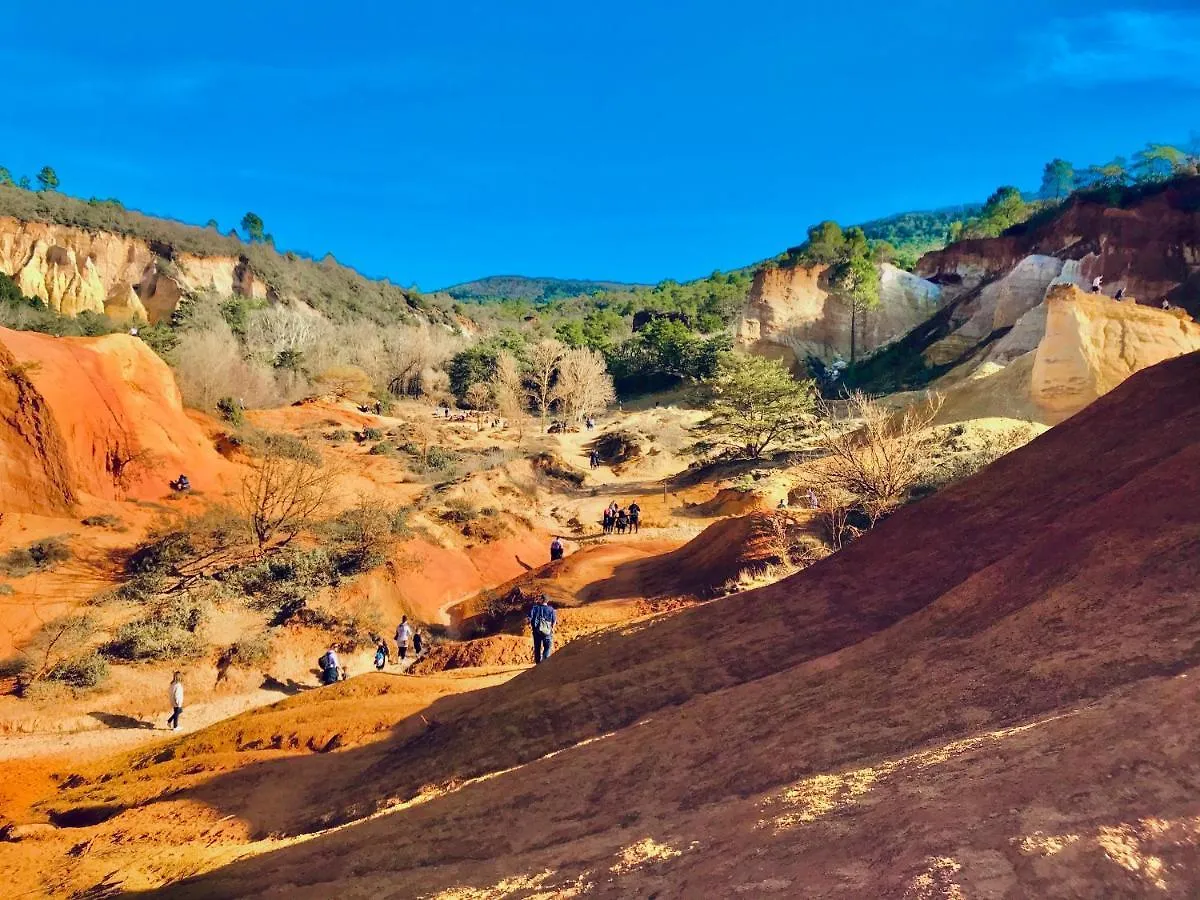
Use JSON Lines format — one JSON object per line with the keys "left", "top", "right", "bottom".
{"left": 318, "top": 651, "right": 333, "bottom": 671}
{"left": 533, "top": 605, "right": 553, "bottom": 637}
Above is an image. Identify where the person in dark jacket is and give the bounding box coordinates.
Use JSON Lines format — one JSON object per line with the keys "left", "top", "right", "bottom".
{"left": 628, "top": 501, "right": 640, "bottom": 534}
{"left": 528, "top": 595, "right": 558, "bottom": 663}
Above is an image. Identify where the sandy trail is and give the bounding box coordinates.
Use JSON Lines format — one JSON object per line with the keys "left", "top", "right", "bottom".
{"left": 0, "top": 655, "right": 431, "bottom": 764}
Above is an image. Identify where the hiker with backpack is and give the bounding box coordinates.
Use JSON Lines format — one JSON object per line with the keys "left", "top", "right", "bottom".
{"left": 616, "top": 508, "right": 628, "bottom": 534}
{"left": 550, "top": 536, "right": 565, "bottom": 561}
{"left": 166, "top": 671, "right": 184, "bottom": 731}
{"left": 628, "top": 501, "right": 640, "bottom": 534}
{"left": 374, "top": 639, "right": 389, "bottom": 671}
{"left": 395, "top": 616, "right": 413, "bottom": 662}
{"left": 602, "top": 506, "right": 614, "bottom": 534}
{"left": 319, "top": 648, "right": 341, "bottom": 685}
{"left": 528, "top": 594, "right": 558, "bottom": 664}
{"left": 413, "top": 629, "right": 424, "bottom": 656}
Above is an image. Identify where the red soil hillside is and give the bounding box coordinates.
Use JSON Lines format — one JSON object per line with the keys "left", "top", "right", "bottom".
{"left": 0, "top": 327, "right": 233, "bottom": 512}
{"left": 576, "top": 511, "right": 798, "bottom": 601}
{"left": 47, "top": 352, "right": 1200, "bottom": 897}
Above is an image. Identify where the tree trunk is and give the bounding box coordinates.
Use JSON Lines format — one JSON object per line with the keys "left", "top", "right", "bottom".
{"left": 850, "top": 302, "right": 857, "bottom": 363}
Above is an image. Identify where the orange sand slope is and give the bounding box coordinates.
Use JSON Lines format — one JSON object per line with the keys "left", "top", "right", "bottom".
{"left": 0, "top": 327, "right": 233, "bottom": 512}
{"left": 73, "top": 351, "right": 1200, "bottom": 897}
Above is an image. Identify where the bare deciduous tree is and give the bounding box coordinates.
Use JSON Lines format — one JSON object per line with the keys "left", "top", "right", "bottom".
{"left": 491, "top": 351, "right": 527, "bottom": 443}
{"left": 805, "top": 390, "right": 943, "bottom": 545}
{"left": 409, "top": 418, "right": 437, "bottom": 467}
{"left": 526, "top": 338, "right": 564, "bottom": 426}
{"left": 314, "top": 366, "right": 374, "bottom": 401}
{"left": 465, "top": 382, "right": 492, "bottom": 432}
{"left": 244, "top": 304, "right": 318, "bottom": 362}
{"left": 239, "top": 453, "right": 337, "bottom": 551}
{"left": 174, "top": 318, "right": 283, "bottom": 411}
{"left": 553, "top": 346, "right": 615, "bottom": 425}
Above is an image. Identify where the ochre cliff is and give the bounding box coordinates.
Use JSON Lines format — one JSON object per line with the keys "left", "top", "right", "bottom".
{"left": 0, "top": 326, "right": 234, "bottom": 512}
{"left": 932, "top": 286, "right": 1200, "bottom": 426}
{"left": 0, "top": 217, "right": 270, "bottom": 323}
{"left": 736, "top": 262, "right": 941, "bottom": 366}
{"left": 918, "top": 177, "right": 1200, "bottom": 311}
{"left": 1031, "top": 286, "right": 1200, "bottom": 419}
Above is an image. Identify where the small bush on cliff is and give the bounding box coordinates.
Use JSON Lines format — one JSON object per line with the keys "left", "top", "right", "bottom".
{"left": 3, "top": 613, "right": 103, "bottom": 695}
{"left": 233, "top": 427, "right": 322, "bottom": 467}
{"left": 46, "top": 651, "right": 109, "bottom": 689}
{"left": 218, "top": 632, "right": 273, "bottom": 673}
{"left": 0, "top": 537, "right": 72, "bottom": 578}
{"left": 106, "top": 595, "right": 209, "bottom": 662}
{"left": 217, "top": 397, "right": 245, "bottom": 426}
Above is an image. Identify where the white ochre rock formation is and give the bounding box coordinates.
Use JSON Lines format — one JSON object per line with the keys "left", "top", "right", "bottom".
{"left": 1031, "top": 286, "right": 1200, "bottom": 419}
{"left": 932, "top": 285, "right": 1200, "bottom": 426}
{"left": 737, "top": 262, "right": 941, "bottom": 366}
{"left": 0, "top": 217, "right": 269, "bottom": 323}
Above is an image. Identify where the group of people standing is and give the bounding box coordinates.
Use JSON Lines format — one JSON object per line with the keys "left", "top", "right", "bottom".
{"left": 373, "top": 615, "right": 425, "bottom": 670}
{"left": 602, "top": 500, "right": 640, "bottom": 535}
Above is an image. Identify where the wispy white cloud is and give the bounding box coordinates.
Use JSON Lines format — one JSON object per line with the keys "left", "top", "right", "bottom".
{"left": 1021, "top": 9, "right": 1200, "bottom": 88}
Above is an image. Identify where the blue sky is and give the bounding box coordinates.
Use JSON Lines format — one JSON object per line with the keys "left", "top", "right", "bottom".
{"left": 2, "top": 0, "right": 1197, "bottom": 289}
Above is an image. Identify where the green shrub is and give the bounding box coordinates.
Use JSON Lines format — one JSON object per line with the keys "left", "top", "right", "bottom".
{"left": 221, "top": 633, "right": 273, "bottom": 669}
{"left": 125, "top": 507, "right": 246, "bottom": 582}
{"left": 227, "top": 547, "right": 339, "bottom": 614}
{"left": 0, "top": 537, "right": 71, "bottom": 577}
{"left": 367, "top": 441, "right": 393, "bottom": 456}
{"left": 236, "top": 428, "right": 322, "bottom": 466}
{"left": 441, "top": 498, "right": 480, "bottom": 524}
{"left": 325, "top": 429, "right": 350, "bottom": 442}
{"left": 0, "top": 583, "right": 13, "bottom": 596}
{"left": 47, "top": 651, "right": 110, "bottom": 688}
{"left": 389, "top": 507, "right": 411, "bottom": 536}
{"left": 425, "top": 446, "right": 458, "bottom": 470}
{"left": 105, "top": 596, "right": 208, "bottom": 661}
{"left": 217, "top": 396, "right": 245, "bottom": 426}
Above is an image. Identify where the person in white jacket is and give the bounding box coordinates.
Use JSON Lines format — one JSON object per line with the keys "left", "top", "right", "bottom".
{"left": 395, "top": 616, "right": 414, "bottom": 662}
{"left": 167, "top": 671, "right": 184, "bottom": 731}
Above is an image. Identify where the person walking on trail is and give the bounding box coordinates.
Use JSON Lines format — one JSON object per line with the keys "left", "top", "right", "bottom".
{"left": 413, "top": 629, "right": 424, "bottom": 656}
{"left": 550, "top": 535, "right": 565, "bottom": 561}
{"left": 528, "top": 594, "right": 558, "bottom": 664}
{"left": 167, "top": 671, "right": 184, "bottom": 731}
{"left": 616, "top": 508, "right": 628, "bottom": 534}
{"left": 602, "top": 506, "right": 614, "bottom": 534}
{"left": 1091, "top": 275, "right": 1103, "bottom": 294}
{"left": 319, "top": 648, "right": 341, "bottom": 685}
{"left": 395, "top": 616, "right": 413, "bottom": 662}
{"left": 590, "top": 449, "right": 600, "bottom": 469}
{"left": 374, "top": 639, "right": 389, "bottom": 671}
{"left": 628, "top": 501, "right": 640, "bottom": 534}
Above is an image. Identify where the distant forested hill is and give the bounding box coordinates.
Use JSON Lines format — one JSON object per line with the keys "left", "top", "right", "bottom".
{"left": 443, "top": 275, "right": 649, "bottom": 303}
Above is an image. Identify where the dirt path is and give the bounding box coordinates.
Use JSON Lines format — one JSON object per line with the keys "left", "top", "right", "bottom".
{"left": 0, "top": 657, "right": 430, "bottom": 764}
